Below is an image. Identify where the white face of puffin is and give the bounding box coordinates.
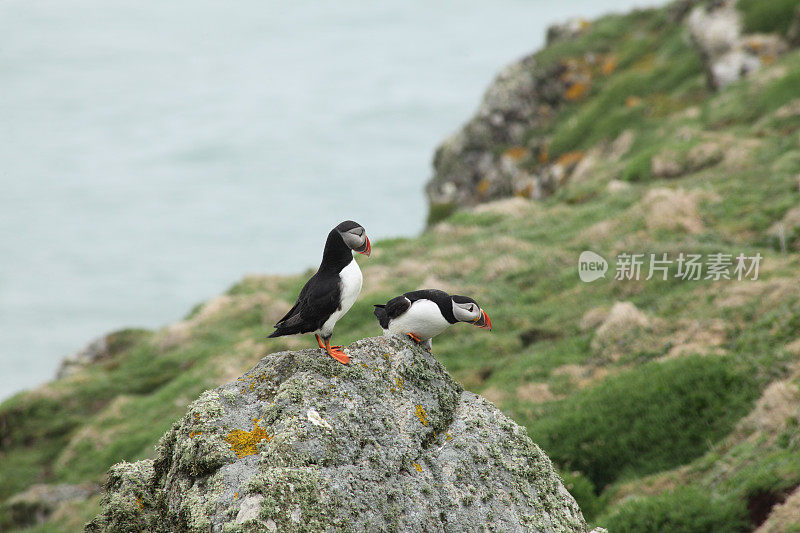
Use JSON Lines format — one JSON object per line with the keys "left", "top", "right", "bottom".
{"left": 452, "top": 300, "right": 481, "bottom": 322}
{"left": 451, "top": 296, "right": 493, "bottom": 330}
{"left": 338, "top": 224, "right": 371, "bottom": 256}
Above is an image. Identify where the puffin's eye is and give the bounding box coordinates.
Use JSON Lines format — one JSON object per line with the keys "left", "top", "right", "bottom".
{"left": 469, "top": 305, "right": 474, "bottom": 312}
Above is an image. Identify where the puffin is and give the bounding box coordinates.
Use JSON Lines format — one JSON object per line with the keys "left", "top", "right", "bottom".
{"left": 268, "top": 220, "right": 371, "bottom": 364}
{"left": 373, "top": 289, "right": 492, "bottom": 350}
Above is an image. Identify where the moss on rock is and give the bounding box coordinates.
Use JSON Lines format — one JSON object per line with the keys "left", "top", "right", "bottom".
{"left": 88, "top": 337, "right": 588, "bottom": 532}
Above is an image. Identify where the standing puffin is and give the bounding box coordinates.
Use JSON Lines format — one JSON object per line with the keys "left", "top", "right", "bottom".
{"left": 268, "top": 220, "right": 371, "bottom": 364}
{"left": 373, "top": 289, "right": 492, "bottom": 350}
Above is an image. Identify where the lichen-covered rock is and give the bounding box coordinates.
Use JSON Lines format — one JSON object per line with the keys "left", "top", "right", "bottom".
{"left": 87, "top": 337, "right": 588, "bottom": 532}
{"left": 687, "top": 0, "right": 789, "bottom": 90}
{"left": 424, "top": 51, "right": 601, "bottom": 215}
{"left": 546, "top": 18, "right": 591, "bottom": 46}
{"left": 423, "top": 20, "right": 626, "bottom": 216}
{"left": 2, "top": 483, "right": 98, "bottom": 529}
{"left": 789, "top": 5, "right": 800, "bottom": 47}
{"left": 56, "top": 329, "right": 151, "bottom": 379}
{"left": 650, "top": 141, "right": 724, "bottom": 179}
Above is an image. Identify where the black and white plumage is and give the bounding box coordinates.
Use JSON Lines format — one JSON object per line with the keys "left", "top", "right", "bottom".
{"left": 373, "top": 289, "right": 492, "bottom": 350}
{"left": 268, "top": 220, "right": 371, "bottom": 364}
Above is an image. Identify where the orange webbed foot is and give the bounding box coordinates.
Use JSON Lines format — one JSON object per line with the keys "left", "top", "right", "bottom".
{"left": 324, "top": 338, "right": 349, "bottom": 365}
{"left": 406, "top": 333, "right": 422, "bottom": 344}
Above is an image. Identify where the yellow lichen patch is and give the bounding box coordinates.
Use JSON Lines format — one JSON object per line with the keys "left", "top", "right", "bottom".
{"left": 413, "top": 462, "right": 422, "bottom": 472}
{"left": 135, "top": 496, "right": 143, "bottom": 510}
{"left": 189, "top": 430, "right": 203, "bottom": 438}
{"left": 600, "top": 56, "right": 617, "bottom": 76}
{"left": 565, "top": 81, "right": 589, "bottom": 101}
{"left": 395, "top": 377, "right": 404, "bottom": 391}
{"left": 476, "top": 179, "right": 491, "bottom": 196}
{"left": 745, "top": 38, "right": 764, "bottom": 53}
{"left": 445, "top": 433, "right": 452, "bottom": 441}
{"left": 538, "top": 146, "right": 549, "bottom": 164}
{"left": 225, "top": 418, "right": 273, "bottom": 458}
{"left": 234, "top": 492, "right": 239, "bottom": 499}
{"left": 556, "top": 150, "right": 584, "bottom": 168}
{"left": 503, "top": 146, "right": 529, "bottom": 161}
{"left": 414, "top": 405, "right": 428, "bottom": 426}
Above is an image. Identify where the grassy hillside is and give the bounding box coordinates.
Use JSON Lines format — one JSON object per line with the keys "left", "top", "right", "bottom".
{"left": 3, "top": 1, "right": 800, "bottom": 531}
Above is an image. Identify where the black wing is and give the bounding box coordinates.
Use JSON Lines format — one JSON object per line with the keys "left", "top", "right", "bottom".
{"left": 372, "top": 294, "right": 412, "bottom": 330}
{"left": 373, "top": 289, "right": 452, "bottom": 330}
{"left": 384, "top": 294, "right": 412, "bottom": 320}
{"left": 403, "top": 289, "right": 450, "bottom": 305}
{"left": 268, "top": 272, "right": 341, "bottom": 337}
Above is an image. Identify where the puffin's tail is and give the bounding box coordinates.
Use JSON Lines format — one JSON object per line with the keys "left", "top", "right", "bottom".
{"left": 268, "top": 307, "right": 304, "bottom": 338}
{"left": 373, "top": 304, "right": 389, "bottom": 329}
{"left": 267, "top": 323, "right": 303, "bottom": 338}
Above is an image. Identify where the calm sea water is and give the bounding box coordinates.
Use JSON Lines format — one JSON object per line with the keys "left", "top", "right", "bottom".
{"left": 0, "top": 0, "right": 657, "bottom": 399}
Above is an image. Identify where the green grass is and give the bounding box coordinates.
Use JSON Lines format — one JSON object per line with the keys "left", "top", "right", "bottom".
{"left": 599, "top": 486, "right": 748, "bottom": 533}
{"left": 5, "top": 3, "right": 800, "bottom": 531}
{"left": 702, "top": 50, "right": 800, "bottom": 128}
{"left": 738, "top": 0, "right": 800, "bottom": 36}
{"left": 547, "top": 26, "right": 705, "bottom": 158}
{"left": 529, "top": 356, "right": 760, "bottom": 489}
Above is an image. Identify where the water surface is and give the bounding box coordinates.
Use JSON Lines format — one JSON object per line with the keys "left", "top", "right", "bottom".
{"left": 0, "top": 0, "right": 658, "bottom": 399}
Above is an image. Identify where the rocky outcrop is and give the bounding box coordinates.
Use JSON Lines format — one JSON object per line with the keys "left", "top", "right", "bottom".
{"left": 56, "top": 329, "right": 151, "bottom": 379}
{"left": 425, "top": 54, "right": 555, "bottom": 213}
{"left": 546, "top": 19, "right": 591, "bottom": 46}
{"left": 789, "top": 5, "right": 800, "bottom": 47}
{"left": 87, "top": 336, "right": 588, "bottom": 532}
{"left": 687, "top": 0, "right": 788, "bottom": 90}
{"left": 2, "top": 483, "right": 99, "bottom": 529}
{"left": 425, "top": 48, "right": 612, "bottom": 216}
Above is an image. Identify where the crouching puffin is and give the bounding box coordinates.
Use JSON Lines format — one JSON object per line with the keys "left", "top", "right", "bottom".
{"left": 373, "top": 289, "right": 492, "bottom": 350}
{"left": 268, "top": 220, "right": 371, "bottom": 364}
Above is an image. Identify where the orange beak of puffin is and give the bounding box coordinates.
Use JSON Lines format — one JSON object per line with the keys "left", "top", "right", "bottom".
{"left": 474, "top": 310, "right": 492, "bottom": 330}
{"left": 357, "top": 236, "right": 371, "bottom": 256}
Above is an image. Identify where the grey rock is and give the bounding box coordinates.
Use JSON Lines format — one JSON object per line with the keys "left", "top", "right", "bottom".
{"left": 546, "top": 18, "right": 591, "bottom": 46}
{"left": 651, "top": 141, "right": 724, "bottom": 179}
{"left": 426, "top": 53, "right": 580, "bottom": 213}
{"left": 687, "top": 0, "right": 789, "bottom": 90}
{"left": 789, "top": 5, "right": 800, "bottom": 47}
{"left": 57, "top": 336, "right": 110, "bottom": 379}
{"left": 666, "top": 0, "right": 703, "bottom": 23}
{"left": 3, "top": 483, "right": 99, "bottom": 528}
{"left": 651, "top": 150, "right": 686, "bottom": 179}
{"left": 87, "top": 336, "right": 588, "bottom": 532}
{"left": 56, "top": 329, "right": 151, "bottom": 379}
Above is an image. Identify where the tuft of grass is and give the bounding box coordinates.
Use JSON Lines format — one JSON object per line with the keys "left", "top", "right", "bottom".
{"left": 427, "top": 202, "right": 457, "bottom": 226}
{"left": 738, "top": 0, "right": 800, "bottom": 36}
{"left": 598, "top": 486, "right": 748, "bottom": 533}
{"left": 529, "top": 355, "right": 760, "bottom": 489}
